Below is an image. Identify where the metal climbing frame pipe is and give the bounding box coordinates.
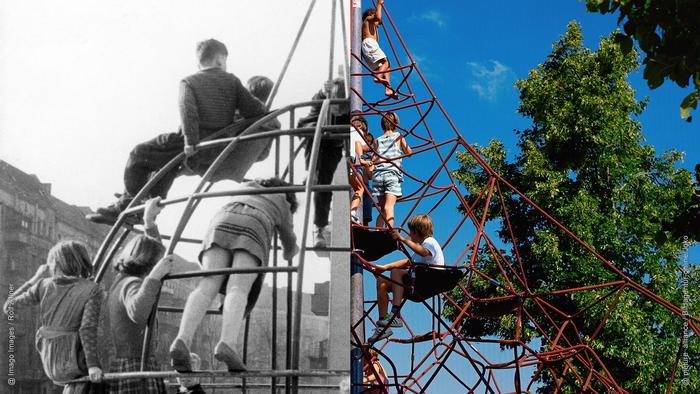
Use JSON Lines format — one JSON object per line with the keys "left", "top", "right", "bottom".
{"left": 290, "top": 99, "right": 330, "bottom": 393}
{"left": 266, "top": 0, "right": 317, "bottom": 109}
{"left": 67, "top": 369, "right": 349, "bottom": 383}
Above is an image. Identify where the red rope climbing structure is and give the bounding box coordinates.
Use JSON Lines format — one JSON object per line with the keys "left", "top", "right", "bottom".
{"left": 350, "top": 2, "right": 699, "bottom": 393}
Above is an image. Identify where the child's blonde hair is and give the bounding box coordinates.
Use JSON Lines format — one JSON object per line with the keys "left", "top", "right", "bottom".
{"left": 407, "top": 214, "right": 433, "bottom": 238}
{"left": 380, "top": 111, "right": 399, "bottom": 131}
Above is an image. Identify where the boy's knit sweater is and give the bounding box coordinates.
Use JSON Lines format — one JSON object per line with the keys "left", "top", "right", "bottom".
{"left": 179, "top": 68, "right": 267, "bottom": 147}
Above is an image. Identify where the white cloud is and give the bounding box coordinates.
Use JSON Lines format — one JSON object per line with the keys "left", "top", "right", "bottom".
{"left": 419, "top": 10, "right": 446, "bottom": 28}
{"left": 466, "top": 60, "right": 514, "bottom": 102}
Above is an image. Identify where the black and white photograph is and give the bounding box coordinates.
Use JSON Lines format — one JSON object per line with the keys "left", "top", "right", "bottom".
{"left": 1, "top": 1, "right": 351, "bottom": 393}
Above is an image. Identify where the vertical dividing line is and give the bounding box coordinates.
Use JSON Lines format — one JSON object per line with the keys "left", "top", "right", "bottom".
{"left": 350, "top": 0, "right": 364, "bottom": 393}
{"left": 291, "top": 99, "right": 330, "bottom": 393}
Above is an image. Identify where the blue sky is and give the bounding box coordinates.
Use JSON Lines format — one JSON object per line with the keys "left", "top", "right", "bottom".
{"left": 360, "top": 1, "right": 698, "bottom": 392}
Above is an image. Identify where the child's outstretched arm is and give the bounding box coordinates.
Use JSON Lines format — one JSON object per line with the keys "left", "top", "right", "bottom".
{"left": 169, "top": 254, "right": 202, "bottom": 272}
{"left": 399, "top": 135, "right": 412, "bottom": 155}
{"left": 2, "top": 263, "right": 50, "bottom": 314}
{"left": 369, "top": 139, "right": 379, "bottom": 163}
{"left": 392, "top": 230, "right": 431, "bottom": 257}
{"left": 143, "top": 197, "right": 164, "bottom": 242}
{"left": 355, "top": 139, "right": 366, "bottom": 160}
{"left": 375, "top": 258, "right": 410, "bottom": 272}
{"left": 375, "top": 0, "right": 384, "bottom": 24}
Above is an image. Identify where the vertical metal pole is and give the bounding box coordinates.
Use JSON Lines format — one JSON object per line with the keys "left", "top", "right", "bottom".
{"left": 350, "top": 0, "right": 364, "bottom": 393}
{"left": 291, "top": 100, "right": 330, "bottom": 393}
{"left": 242, "top": 317, "right": 251, "bottom": 393}
{"left": 286, "top": 112, "right": 295, "bottom": 394}
{"left": 329, "top": 0, "right": 337, "bottom": 82}
{"left": 272, "top": 136, "right": 280, "bottom": 394}
{"left": 140, "top": 288, "right": 162, "bottom": 370}
{"left": 339, "top": 0, "right": 351, "bottom": 93}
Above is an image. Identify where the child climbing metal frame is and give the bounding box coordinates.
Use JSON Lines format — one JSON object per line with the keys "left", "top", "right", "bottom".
{"left": 349, "top": 1, "right": 699, "bottom": 393}
{"left": 83, "top": 0, "right": 352, "bottom": 392}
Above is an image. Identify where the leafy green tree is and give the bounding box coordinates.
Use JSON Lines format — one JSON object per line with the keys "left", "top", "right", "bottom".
{"left": 584, "top": 0, "right": 700, "bottom": 120}
{"left": 447, "top": 22, "right": 699, "bottom": 393}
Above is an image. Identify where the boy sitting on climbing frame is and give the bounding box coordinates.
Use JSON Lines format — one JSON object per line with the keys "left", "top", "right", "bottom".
{"left": 369, "top": 214, "right": 444, "bottom": 342}
{"left": 362, "top": 0, "right": 398, "bottom": 99}
{"left": 88, "top": 38, "right": 268, "bottom": 225}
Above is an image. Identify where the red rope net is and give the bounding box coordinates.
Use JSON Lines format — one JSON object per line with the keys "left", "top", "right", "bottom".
{"left": 350, "top": 2, "right": 699, "bottom": 393}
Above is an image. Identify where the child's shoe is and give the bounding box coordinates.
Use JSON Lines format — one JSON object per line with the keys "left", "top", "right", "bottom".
{"left": 377, "top": 312, "right": 403, "bottom": 328}
{"left": 214, "top": 341, "right": 247, "bottom": 372}
{"left": 368, "top": 327, "right": 393, "bottom": 343}
{"left": 87, "top": 193, "right": 141, "bottom": 225}
{"left": 351, "top": 212, "right": 361, "bottom": 224}
{"left": 169, "top": 338, "right": 192, "bottom": 372}
{"left": 97, "top": 193, "right": 133, "bottom": 216}
{"left": 314, "top": 226, "right": 328, "bottom": 248}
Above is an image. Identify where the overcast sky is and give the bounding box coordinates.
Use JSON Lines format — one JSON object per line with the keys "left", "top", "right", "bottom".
{"left": 0, "top": 0, "right": 349, "bottom": 291}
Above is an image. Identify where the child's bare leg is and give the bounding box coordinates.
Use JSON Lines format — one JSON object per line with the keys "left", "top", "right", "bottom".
{"left": 372, "top": 64, "right": 382, "bottom": 83}
{"left": 376, "top": 61, "right": 394, "bottom": 97}
{"left": 350, "top": 173, "right": 364, "bottom": 213}
{"left": 376, "top": 275, "right": 392, "bottom": 318}
{"left": 219, "top": 251, "right": 258, "bottom": 348}
{"left": 391, "top": 269, "right": 409, "bottom": 308}
{"left": 176, "top": 246, "right": 228, "bottom": 347}
{"left": 376, "top": 195, "right": 387, "bottom": 228}
{"left": 382, "top": 193, "right": 397, "bottom": 228}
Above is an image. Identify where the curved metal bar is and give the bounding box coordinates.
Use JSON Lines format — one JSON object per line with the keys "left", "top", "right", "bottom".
{"left": 92, "top": 150, "right": 184, "bottom": 275}
{"left": 67, "top": 369, "right": 349, "bottom": 383}
{"left": 94, "top": 227, "right": 131, "bottom": 282}
{"left": 121, "top": 184, "right": 349, "bottom": 215}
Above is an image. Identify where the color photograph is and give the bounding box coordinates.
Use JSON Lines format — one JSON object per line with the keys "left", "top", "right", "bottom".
{"left": 349, "top": 1, "right": 698, "bottom": 393}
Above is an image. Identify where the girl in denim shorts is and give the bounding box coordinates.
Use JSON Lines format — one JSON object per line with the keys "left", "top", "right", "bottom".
{"left": 371, "top": 111, "right": 412, "bottom": 227}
